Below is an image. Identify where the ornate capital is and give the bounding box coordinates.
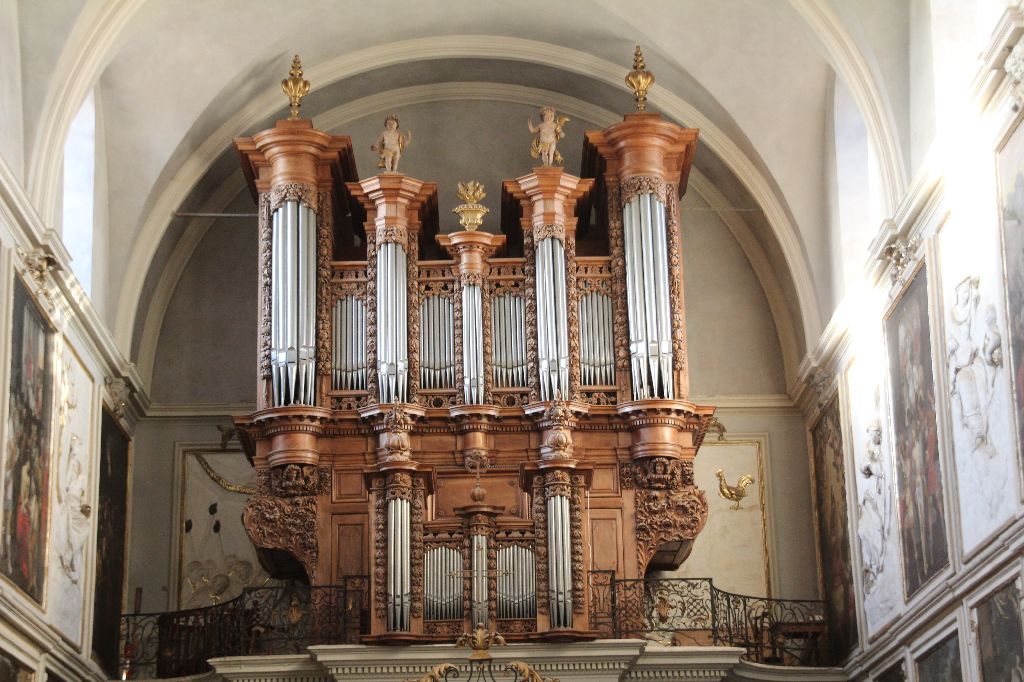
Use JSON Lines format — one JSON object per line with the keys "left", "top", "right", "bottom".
{"left": 104, "top": 377, "right": 131, "bottom": 420}
{"left": 620, "top": 176, "right": 668, "bottom": 205}
{"left": 267, "top": 182, "right": 318, "bottom": 214}
{"left": 533, "top": 222, "right": 565, "bottom": 243}
{"left": 882, "top": 235, "right": 921, "bottom": 288}
{"left": 1006, "top": 39, "right": 1024, "bottom": 111}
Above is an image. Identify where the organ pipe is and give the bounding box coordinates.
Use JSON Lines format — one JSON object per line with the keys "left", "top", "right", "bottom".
{"left": 387, "top": 498, "right": 411, "bottom": 631}
{"left": 547, "top": 494, "right": 573, "bottom": 628}
{"left": 535, "top": 237, "right": 570, "bottom": 401}
{"left": 419, "top": 296, "right": 455, "bottom": 389}
{"left": 377, "top": 242, "right": 409, "bottom": 403}
{"left": 623, "top": 193, "right": 674, "bottom": 400}
{"left": 462, "top": 284, "right": 485, "bottom": 403}
{"left": 491, "top": 295, "right": 527, "bottom": 388}
{"left": 578, "top": 292, "right": 614, "bottom": 386}
{"left": 331, "top": 296, "right": 367, "bottom": 390}
{"left": 271, "top": 200, "right": 317, "bottom": 406}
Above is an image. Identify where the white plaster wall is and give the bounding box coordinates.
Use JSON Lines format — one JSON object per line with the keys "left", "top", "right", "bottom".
{"left": 909, "top": 0, "right": 937, "bottom": 174}
{"left": 0, "top": 0, "right": 24, "bottom": 181}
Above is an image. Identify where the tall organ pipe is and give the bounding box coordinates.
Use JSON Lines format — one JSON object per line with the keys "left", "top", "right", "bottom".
{"left": 270, "top": 200, "right": 317, "bottom": 406}
{"left": 546, "top": 494, "right": 573, "bottom": 628}
{"left": 387, "top": 498, "right": 411, "bottom": 631}
{"left": 534, "top": 237, "right": 570, "bottom": 400}
{"left": 377, "top": 242, "right": 409, "bottom": 403}
{"left": 622, "top": 193, "right": 674, "bottom": 400}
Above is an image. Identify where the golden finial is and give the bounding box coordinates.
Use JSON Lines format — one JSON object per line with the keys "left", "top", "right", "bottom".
{"left": 625, "top": 45, "right": 655, "bottom": 111}
{"left": 453, "top": 181, "right": 489, "bottom": 231}
{"left": 281, "top": 54, "right": 310, "bottom": 120}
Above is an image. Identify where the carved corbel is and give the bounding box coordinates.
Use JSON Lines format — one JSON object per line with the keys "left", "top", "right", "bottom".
{"left": 16, "top": 247, "right": 58, "bottom": 310}
{"left": 104, "top": 377, "right": 131, "bottom": 419}
{"left": 882, "top": 236, "right": 921, "bottom": 289}
{"left": 375, "top": 405, "right": 417, "bottom": 464}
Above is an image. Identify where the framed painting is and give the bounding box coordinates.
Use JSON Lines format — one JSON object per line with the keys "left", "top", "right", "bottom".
{"left": 810, "top": 393, "right": 858, "bottom": 661}
{"left": 90, "top": 409, "right": 130, "bottom": 678}
{"left": 1, "top": 275, "right": 54, "bottom": 604}
{"left": 0, "top": 649, "right": 33, "bottom": 682}
{"left": 974, "top": 581, "right": 1024, "bottom": 680}
{"left": 996, "top": 116, "right": 1024, "bottom": 490}
{"left": 874, "top": 662, "right": 904, "bottom": 682}
{"left": 915, "top": 631, "right": 963, "bottom": 681}
{"left": 885, "top": 266, "right": 948, "bottom": 597}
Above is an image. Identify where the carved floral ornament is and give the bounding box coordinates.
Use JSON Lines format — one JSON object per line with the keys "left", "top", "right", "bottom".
{"left": 16, "top": 246, "right": 58, "bottom": 310}
{"left": 243, "top": 494, "right": 319, "bottom": 580}
{"left": 620, "top": 175, "right": 668, "bottom": 205}
{"left": 1006, "top": 38, "right": 1024, "bottom": 110}
{"left": 267, "top": 182, "right": 318, "bottom": 214}
{"left": 532, "top": 222, "right": 566, "bottom": 242}
{"left": 882, "top": 235, "right": 921, "bottom": 289}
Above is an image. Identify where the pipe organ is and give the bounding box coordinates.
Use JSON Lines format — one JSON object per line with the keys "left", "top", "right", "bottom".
{"left": 235, "top": 55, "right": 715, "bottom": 643}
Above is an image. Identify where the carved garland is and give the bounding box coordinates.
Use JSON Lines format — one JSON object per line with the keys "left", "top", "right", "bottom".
{"left": 570, "top": 473, "right": 585, "bottom": 613}
{"left": 606, "top": 184, "right": 631, "bottom": 406}
{"left": 316, "top": 192, "right": 333, "bottom": 385}
{"left": 407, "top": 234, "right": 421, "bottom": 403}
{"left": 634, "top": 487, "right": 708, "bottom": 574}
{"left": 665, "top": 183, "right": 687, "bottom": 385}
{"left": 533, "top": 222, "right": 565, "bottom": 242}
{"left": 373, "top": 477, "right": 387, "bottom": 617}
{"left": 531, "top": 475, "right": 549, "bottom": 615}
{"left": 564, "top": 233, "right": 582, "bottom": 402}
{"left": 523, "top": 221, "right": 541, "bottom": 403}
{"left": 410, "top": 478, "right": 425, "bottom": 618}
{"left": 375, "top": 224, "right": 409, "bottom": 247}
{"left": 258, "top": 193, "right": 273, "bottom": 379}
{"left": 453, "top": 265, "right": 465, "bottom": 405}
{"left": 268, "top": 182, "right": 318, "bottom": 214}
{"left": 365, "top": 230, "right": 379, "bottom": 403}
{"left": 482, "top": 275, "right": 495, "bottom": 404}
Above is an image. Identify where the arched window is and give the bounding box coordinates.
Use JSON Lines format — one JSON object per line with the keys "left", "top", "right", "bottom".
{"left": 62, "top": 90, "right": 95, "bottom": 294}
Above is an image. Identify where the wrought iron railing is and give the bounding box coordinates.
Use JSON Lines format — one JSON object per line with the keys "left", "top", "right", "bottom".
{"left": 119, "top": 579, "right": 368, "bottom": 679}
{"left": 588, "top": 571, "right": 829, "bottom": 666}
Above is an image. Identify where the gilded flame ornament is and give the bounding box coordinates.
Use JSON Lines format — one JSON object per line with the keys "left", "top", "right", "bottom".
{"left": 626, "top": 45, "right": 654, "bottom": 111}
{"left": 453, "top": 181, "right": 489, "bottom": 231}
{"left": 281, "top": 54, "right": 310, "bottom": 119}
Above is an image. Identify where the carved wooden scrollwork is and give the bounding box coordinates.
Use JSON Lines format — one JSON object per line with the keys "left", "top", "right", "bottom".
{"left": 411, "top": 478, "right": 425, "bottom": 618}
{"left": 365, "top": 230, "right": 379, "bottom": 403}
{"left": 268, "top": 182, "right": 319, "bottom": 214}
{"left": 634, "top": 486, "right": 708, "bottom": 574}
{"left": 243, "top": 494, "right": 319, "bottom": 581}
{"left": 373, "top": 478, "right": 386, "bottom": 616}
{"left": 258, "top": 194, "right": 273, "bottom": 379}
{"left": 531, "top": 476, "right": 548, "bottom": 615}
{"left": 523, "top": 223, "right": 541, "bottom": 403}
{"left": 570, "top": 474, "right": 585, "bottom": 613}
{"left": 565, "top": 233, "right": 582, "bottom": 401}
{"left": 316, "top": 191, "right": 333, "bottom": 381}
{"left": 619, "top": 176, "right": 667, "bottom": 205}
{"left": 407, "top": 234, "right": 421, "bottom": 402}
{"left": 533, "top": 223, "right": 565, "bottom": 242}
{"left": 619, "top": 457, "right": 694, "bottom": 490}
{"left": 665, "top": 183, "right": 687, "bottom": 382}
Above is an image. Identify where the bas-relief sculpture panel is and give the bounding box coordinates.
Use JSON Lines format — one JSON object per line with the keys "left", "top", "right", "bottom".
{"left": 846, "top": 355, "right": 902, "bottom": 636}
{"left": 45, "top": 344, "right": 94, "bottom": 648}
{"left": 938, "top": 219, "right": 1019, "bottom": 554}
{"left": 997, "top": 120, "right": 1024, "bottom": 494}
{"left": 810, "top": 395, "right": 858, "bottom": 661}
{"left": 885, "top": 267, "right": 949, "bottom": 598}
{"left": 1, "top": 276, "right": 53, "bottom": 605}
{"left": 915, "top": 631, "right": 963, "bottom": 682}
{"left": 674, "top": 440, "right": 768, "bottom": 597}
{"left": 176, "top": 451, "right": 272, "bottom": 609}
{"left": 974, "top": 581, "right": 1024, "bottom": 681}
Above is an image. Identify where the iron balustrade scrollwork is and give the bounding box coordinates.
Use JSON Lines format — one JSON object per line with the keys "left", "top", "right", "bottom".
{"left": 587, "top": 572, "right": 829, "bottom": 667}
{"left": 119, "top": 579, "right": 369, "bottom": 679}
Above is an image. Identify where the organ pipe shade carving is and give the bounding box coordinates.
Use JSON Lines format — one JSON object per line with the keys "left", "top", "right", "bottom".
{"left": 623, "top": 192, "right": 674, "bottom": 399}
{"left": 271, "top": 200, "right": 318, "bottom": 406}
{"left": 331, "top": 296, "right": 367, "bottom": 390}
{"left": 419, "top": 295, "right": 456, "bottom": 390}
{"left": 491, "top": 294, "right": 528, "bottom": 388}
{"left": 377, "top": 241, "right": 410, "bottom": 403}
{"left": 535, "top": 237, "right": 570, "bottom": 400}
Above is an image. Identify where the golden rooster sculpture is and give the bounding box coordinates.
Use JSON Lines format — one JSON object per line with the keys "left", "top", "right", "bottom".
{"left": 716, "top": 469, "right": 755, "bottom": 510}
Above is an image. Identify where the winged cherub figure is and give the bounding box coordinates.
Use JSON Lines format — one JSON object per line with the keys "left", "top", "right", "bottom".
{"left": 371, "top": 115, "right": 412, "bottom": 172}
{"left": 528, "top": 106, "right": 569, "bottom": 166}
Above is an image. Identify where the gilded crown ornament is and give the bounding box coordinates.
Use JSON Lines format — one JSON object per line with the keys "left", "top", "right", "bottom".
{"left": 626, "top": 45, "right": 654, "bottom": 111}
{"left": 453, "top": 181, "right": 489, "bottom": 231}
{"left": 281, "top": 54, "right": 310, "bottom": 120}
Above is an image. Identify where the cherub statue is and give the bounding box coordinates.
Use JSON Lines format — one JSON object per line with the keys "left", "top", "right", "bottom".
{"left": 528, "top": 106, "right": 569, "bottom": 166}
{"left": 371, "top": 115, "right": 412, "bottom": 172}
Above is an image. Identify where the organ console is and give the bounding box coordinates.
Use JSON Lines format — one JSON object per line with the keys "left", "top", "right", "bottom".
{"left": 233, "top": 51, "right": 716, "bottom": 642}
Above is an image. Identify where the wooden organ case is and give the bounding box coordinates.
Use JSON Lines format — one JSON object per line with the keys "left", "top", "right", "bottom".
{"left": 233, "top": 101, "right": 715, "bottom": 642}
